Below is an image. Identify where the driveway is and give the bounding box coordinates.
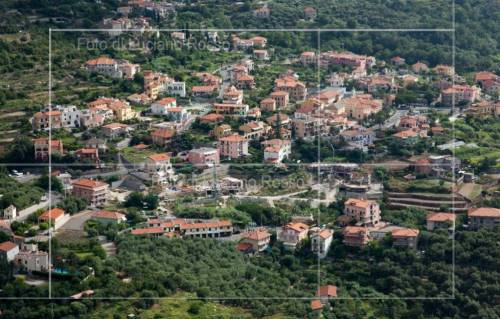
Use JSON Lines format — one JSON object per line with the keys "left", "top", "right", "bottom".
{"left": 59, "top": 210, "right": 94, "bottom": 231}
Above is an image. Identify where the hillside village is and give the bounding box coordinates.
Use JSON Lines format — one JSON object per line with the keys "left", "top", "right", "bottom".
{"left": 0, "top": 0, "right": 499, "bottom": 318}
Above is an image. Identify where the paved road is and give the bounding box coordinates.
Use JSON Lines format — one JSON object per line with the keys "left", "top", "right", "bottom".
{"left": 59, "top": 210, "right": 94, "bottom": 231}
{"left": 16, "top": 194, "right": 62, "bottom": 222}
{"left": 382, "top": 109, "right": 408, "bottom": 129}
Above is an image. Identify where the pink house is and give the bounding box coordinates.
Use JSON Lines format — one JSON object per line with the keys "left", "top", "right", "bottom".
{"left": 188, "top": 147, "right": 220, "bottom": 166}
{"left": 343, "top": 198, "right": 381, "bottom": 226}
{"left": 218, "top": 135, "right": 249, "bottom": 159}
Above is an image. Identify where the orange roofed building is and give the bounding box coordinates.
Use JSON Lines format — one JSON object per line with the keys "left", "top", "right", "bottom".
{"left": 343, "top": 226, "right": 370, "bottom": 247}
{"left": 278, "top": 222, "right": 310, "bottom": 250}
{"left": 239, "top": 229, "right": 271, "bottom": 253}
{"left": 344, "top": 198, "right": 381, "bottom": 226}
{"left": 468, "top": 207, "right": 500, "bottom": 230}
{"left": 38, "top": 208, "right": 69, "bottom": 230}
{"left": 391, "top": 228, "right": 419, "bottom": 248}
{"left": 72, "top": 179, "right": 109, "bottom": 208}
{"left": 34, "top": 138, "right": 63, "bottom": 161}
{"left": 426, "top": 212, "right": 456, "bottom": 231}
{"left": 218, "top": 135, "right": 249, "bottom": 159}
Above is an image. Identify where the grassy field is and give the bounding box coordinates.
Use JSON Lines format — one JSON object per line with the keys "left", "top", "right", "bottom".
{"left": 121, "top": 147, "right": 156, "bottom": 164}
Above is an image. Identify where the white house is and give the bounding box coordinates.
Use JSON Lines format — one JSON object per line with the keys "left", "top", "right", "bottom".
{"left": 310, "top": 228, "right": 333, "bottom": 259}
{"left": 151, "top": 97, "right": 177, "bottom": 115}
{"left": 15, "top": 243, "right": 50, "bottom": 272}
{"left": 0, "top": 241, "right": 19, "bottom": 262}
{"left": 261, "top": 139, "right": 291, "bottom": 163}
{"left": 144, "top": 153, "right": 177, "bottom": 186}
{"left": 3, "top": 205, "right": 17, "bottom": 220}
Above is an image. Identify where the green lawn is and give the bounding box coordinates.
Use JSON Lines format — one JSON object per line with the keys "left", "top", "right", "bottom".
{"left": 121, "top": 147, "right": 156, "bottom": 164}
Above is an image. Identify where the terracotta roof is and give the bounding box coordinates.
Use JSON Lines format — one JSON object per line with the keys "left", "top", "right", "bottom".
{"left": 152, "top": 128, "right": 175, "bottom": 139}
{"left": 219, "top": 135, "right": 246, "bottom": 142}
{"left": 270, "top": 90, "right": 289, "bottom": 97}
{"left": 131, "top": 227, "right": 164, "bottom": 235}
{"left": 86, "top": 56, "right": 116, "bottom": 66}
{"left": 391, "top": 228, "right": 419, "bottom": 238}
{"left": 156, "top": 97, "right": 176, "bottom": 105}
{"left": 243, "top": 229, "right": 271, "bottom": 241}
{"left": 316, "top": 285, "right": 337, "bottom": 297}
{"left": 72, "top": 179, "right": 108, "bottom": 189}
{"left": 427, "top": 212, "right": 456, "bottom": 222}
{"left": 468, "top": 207, "right": 500, "bottom": 218}
{"left": 315, "top": 229, "right": 333, "bottom": 239}
{"left": 92, "top": 210, "right": 126, "bottom": 220}
{"left": 180, "top": 220, "right": 232, "bottom": 230}
{"left": 39, "top": 208, "right": 65, "bottom": 221}
{"left": 301, "top": 51, "right": 316, "bottom": 57}
{"left": 192, "top": 85, "right": 217, "bottom": 93}
{"left": 345, "top": 198, "right": 373, "bottom": 209}
{"left": 147, "top": 153, "right": 170, "bottom": 162}
{"left": 201, "top": 113, "right": 224, "bottom": 122}
{"left": 236, "top": 242, "right": 253, "bottom": 252}
{"left": 343, "top": 226, "right": 367, "bottom": 236}
{"left": 0, "top": 241, "right": 18, "bottom": 252}
{"left": 284, "top": 222, "right": 309, "bottom": 233}
{"left": 310, "top": 299, "right": 323, "bottom": 311}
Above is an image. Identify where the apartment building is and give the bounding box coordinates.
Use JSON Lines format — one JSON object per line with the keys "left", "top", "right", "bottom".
{"left": 144, "top": 153, "right": 177, "bottom": 186}
{"left": 278, "top": 222, "right": 310, "bottom": 250}
{"left": 34, "top": 138, "right": 63, "bottom": 161}
{"left": 72, "top": 179, "right": 109, "bottom": 208}
{"left": 468, "top": 207, "right": 500, "bottom": 229}
{"left": 218, "top": 135, "right": 249, "bottom": 158}
{"left": 310, "top": 228, "right": 333, "bottom": 259}
{"left": 261, "top": 139, "right": 291, "bottom": 163}
{"left": 391, "top": 228, "right": 419, "bottom": 248}
{"left": 343, "top": 198, "right": 381, "bottom": 226}
{"left": 188, "top": 147, "right": 220, "bottom": 166}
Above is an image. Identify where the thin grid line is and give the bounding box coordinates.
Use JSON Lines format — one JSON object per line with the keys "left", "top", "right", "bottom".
{"left": 48, "top": 27, "right": 52, "bottom": 301}
{"left": 36, "top": 23, "right": 456, "bottom": 302}
{"left": 451, "top": 0, "right": 456, "bottom": 299}
{"left": 50, "top": 28, "right": 455, "bottom": 32}
{"left": 316, "top": 29, "right": 321, "bottom": 297}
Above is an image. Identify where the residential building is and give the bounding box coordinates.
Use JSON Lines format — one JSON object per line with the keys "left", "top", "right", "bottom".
{"left": 91, "top": 211, "right": 127, "bottom": 225}
{"left": 151, "top": 97, "right": 177, "bottom": 115}
{"left": 426, "top": 212, "right": 456, "bottom": 231}
{"left": 304, "top": 6, "right": 317, "bottom": 20}
{"left": 270, "top": 91, "right": 290, "bottom": 109}
{"left": 212, "top": 124, "right": 232, "bottom": 139}
{"left": 32, "top": 110, "right": 62, "bottom": 131}
{"left": 274, "top": 75, "right": 307, "bottom": 101}
{"left": 412, "top": 61, "right": 429, "bottom": 73}
{"left": 343, "top": 226, "right": 370, "bottom": 247}
{"left": 316, "top": 285, "right": 337, "bottom": 303}
{"left": 239, "top": 121, "right": 271, "bottom": 140}
{"left": 278, "top": 222, "right": 310, "bottom": 250}
{"left": 75, "top": 148, "right": 100, "bottom": 166}
{"left": 260, "top": 98, "right": 276, "bottom": 112}
{"left": 34, "top": 138, "right": 63, "bottom": 161}
{"left": 213, "top": 103, "right": 249, "bottom": 117}
{"left": 72, "top": 179, "right": 109, "bottom": 208}
{"left": 433, "top": 64, "right": 454, "bottom": 76}
{"left": 192, "top": 85, "right": 218, "bottom": 97}
{"left": 218, "top": 135, "right": 249, "bottom": 158}
{"left": 222, "top": 86, "right": 244, "bottom": 105}
{"left": 320, "top": 51, "right": 375, "bottom": 74}
{"left": 144, "top": 153, "right": 177, "bottom": 186}
{"left": 38, "top": 208, "right": 69, "bottom": 230}
{"left": 84, "top": 56, "right": 139, "bottom": 79}
{"left": 253, "top": 6, "right": 270, "bottom": 18}
{"left": 101, "top": 123, "right": 129, "bottom": 138}
{"left": 188, "top": 147, "right": 220, "bottom": 166}
{"left": 0, "top": 241, "right": 19, "bottom": 262}
{"left": 238, "top": 229, "right": 271, "bottom": 253}
{"left": 310, "top": 228, "right": 333, "bottom": 259}
{"left": 292, "top": 115, "right": 328, "bottom": 139}
{"left": 300, "top": 51, "right": 316, "bottom": 65}
{"left": 253, "top": 49, "right": 269, "bottom": 60}
{"left": 15, "top": 244, "right": 49, "bottom": 272}
{"left": 474, "top": 71, "right": 499, "bottom": 94}
{"left": 391, "top": 228, "right": 419, "bottom": 248}
{"left": 441, "top": 85, "right": 480, "bottom": 106}
{"left": 261, "top": 139, "right": 291, "bottom": 163}
{"left": 180, "top": 220, "right": 233, "bottom": 238}
{"left": 339, "top": 126, "right": 375, "bottom": 150}
{"left": 151, "top": 128, "right": 175, "bottom": 146}
{"left": 344, "top": 198, "right": 381, "bottom": 226}
{"left": 468, "top": 207, "right": 500, "bottom": 229}
{"left": 340, "top": 94, "right": 383, "bottom": 119}
{"left": 235, "top": 74, "right": 255, "bottom": 90}
{"left": 200, "top": 113, "right": 224, "bottom": 124}
{"left": 2, "top": 205, "right": 17, "bottom": 220}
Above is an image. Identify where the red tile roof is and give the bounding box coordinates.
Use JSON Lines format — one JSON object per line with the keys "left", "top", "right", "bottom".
{"left": 72, "top": 179, "right": 108, "bottom": 189}
{"left": 468, "top": 207, "right": 500, "bottom": 218}
{"left": 0, "top": 241, "right": 18, "bottom": 252}
{"left": 39, "top": 208, "right": 65, "bottom": 221}
{"left": 147, "top": 153, "right": 171, "bottom": 162}
{"left": 316, "top": 285, "right": 337, "bottom": 297}
{"left": 392, "top": 228, "right": 419, "bottom": 238}
{"left": 310, "top": 300, "right": 323, "bottom": 311}
{"left": 427, "top": 212, "right": 456, "bottom": 222}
